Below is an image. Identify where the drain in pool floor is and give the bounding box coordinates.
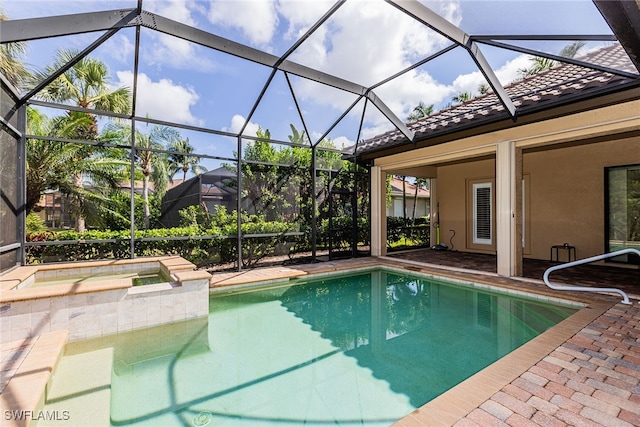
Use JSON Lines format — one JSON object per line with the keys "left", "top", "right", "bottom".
{"left": 193, "top": 411, "right": 213, "bottom": 426}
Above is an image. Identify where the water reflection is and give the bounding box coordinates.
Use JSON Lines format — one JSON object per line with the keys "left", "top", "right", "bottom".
{"left": 279, "top": 270, "right": 576, "bottom": 406}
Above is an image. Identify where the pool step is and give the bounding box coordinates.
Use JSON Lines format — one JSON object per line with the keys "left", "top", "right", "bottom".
{"left": 0, "top": 330, "right": 68, "bottom": 427}
{"left": 38, "top": 346, "right": 114, "bottom": 426}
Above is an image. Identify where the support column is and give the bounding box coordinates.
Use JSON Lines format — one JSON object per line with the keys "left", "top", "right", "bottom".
{"left": 370, "top": 166, "right": 387, "bottom": 257}
{"left": 429, "top": 178, "right": 437, "bottom": 248}
{"left": 496, "top": 141, "right": 523, "bottom": 277}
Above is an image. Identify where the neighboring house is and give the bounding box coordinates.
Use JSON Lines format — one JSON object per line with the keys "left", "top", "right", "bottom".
{"left": 35, "top": 191, "right": 73, "bottom": 229}
{"left": 159, "top": 167, "right": 237, "bottom": 227}
{"left": 387, "top": 177, "right": 430, "bottom": 218}
{"left": 35, "top": 180, "right": 159, "bottom": 229}
{"left": 361, "top": 44, "right": 640, "bottom": 276}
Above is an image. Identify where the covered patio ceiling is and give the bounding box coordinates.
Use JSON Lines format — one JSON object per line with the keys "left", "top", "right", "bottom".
{"left": 2, "top": 0, "right": 639, "bottom": 162}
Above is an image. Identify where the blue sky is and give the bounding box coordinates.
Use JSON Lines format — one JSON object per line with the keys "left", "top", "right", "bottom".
{"left": 3, "top": 0, "right": 616, "bottom": 172}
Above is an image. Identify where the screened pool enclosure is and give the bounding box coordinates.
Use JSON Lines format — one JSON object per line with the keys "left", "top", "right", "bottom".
{"left": 2, "top": 0, "right": 639, "bottom": 273}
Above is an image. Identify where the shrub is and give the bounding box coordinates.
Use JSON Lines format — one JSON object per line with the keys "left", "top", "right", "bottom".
{"left": 387, "top": 216, "right": 430, "bottom": 248}
{"left": 25, "top": 211, "right": 300, "bottom": 268}
{"left": 26, "top": 213, "right": 47, "bottom": 234}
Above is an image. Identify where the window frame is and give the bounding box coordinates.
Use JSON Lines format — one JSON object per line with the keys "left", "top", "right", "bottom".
{"left": 472, "top": 182, "right": 493, "bottom": 245}
{"left": 604, "top": 163, "right": 640, "bottom": 265}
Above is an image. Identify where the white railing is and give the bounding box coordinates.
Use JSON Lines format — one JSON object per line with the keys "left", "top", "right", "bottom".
{"left": 543, "top": 248, "right": 640, "bottom": 305}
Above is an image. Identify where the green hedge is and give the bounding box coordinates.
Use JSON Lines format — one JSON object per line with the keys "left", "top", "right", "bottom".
{"left": 387, "top": 216, "right": 430, "bottom": 248}
{"left": 26, "top": 222, "right": 299, "bottom": 268}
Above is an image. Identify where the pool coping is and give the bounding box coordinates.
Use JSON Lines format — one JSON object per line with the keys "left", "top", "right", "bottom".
{"left": 0, "top": 256, "right": 205, "bottom": 304}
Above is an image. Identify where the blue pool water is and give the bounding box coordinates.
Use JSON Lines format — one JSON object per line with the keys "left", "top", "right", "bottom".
{"left": 41, "top": 268, "right": 577, "bottom": 426}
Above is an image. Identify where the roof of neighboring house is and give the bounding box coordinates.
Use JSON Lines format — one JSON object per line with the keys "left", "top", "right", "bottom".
{"left": 389, "top": 177, "right": 430, "bottom": 198}
{"left": 164, "top": 166, "right": 236, "bottom": 198}
{"left": 357, "top": 44, "right": 640, "bottom": 155}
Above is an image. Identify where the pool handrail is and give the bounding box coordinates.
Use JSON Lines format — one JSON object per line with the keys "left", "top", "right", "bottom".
{"left": 542, "top": 248, "right": 640, "bottom": 305}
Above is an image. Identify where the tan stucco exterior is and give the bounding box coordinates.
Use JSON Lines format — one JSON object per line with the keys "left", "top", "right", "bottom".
{"left": 370, "top": 96, "right": 640, "bottom": 275}
{"left": 524, "top": 136, "right": 639, "bottom": 260}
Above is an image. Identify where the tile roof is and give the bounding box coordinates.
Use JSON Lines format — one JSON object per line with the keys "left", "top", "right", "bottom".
{"left": 357, "top": 44, "right": 639, "bottom": 155}
{"left": 389, "top": 177, "right": 430, "bottom": 197}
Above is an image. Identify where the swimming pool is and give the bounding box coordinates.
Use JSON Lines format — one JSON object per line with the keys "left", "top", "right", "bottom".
{"left": 39, "top": 268, "right": 578, "bottom": 426}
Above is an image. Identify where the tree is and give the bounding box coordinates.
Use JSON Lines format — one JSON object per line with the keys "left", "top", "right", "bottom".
{"left": 411, "top": 177, "right": 430, "bottom": 221}
{"left": 288, "top": 123, "right": 308, "bottom": 145}
{"left": 103, "top": 123, "right": 174, "bottom": 230}
{"left": 559, "top": 41, "right": 587, "bottom": 59}
{"left": 518, "top": 41, "right": 586, "bottom": 79}
{"left": 518, "top": 57, "right": 556, "bottom": 79}
{"left": 0, "top": 10, "right": 30, "bottom": 89}
{"left": 240, "top": 127, "right": 292, "bottom": 220}
{"left": 407, "top": 102, "right": 434, "bottom": 122}
{"left": 27, "top": 49, "right": 131, "bottom": 231}
{"left": 29, "top": 49, "right": 131, "bottom": 136}
{"left": 478, "top": 83, "right": 490, "bottom": 95}
{"left": 26, "top": 108, "right": 128, "bottom": 227}
{"left": 168, "top": 138, "right": 207, "bottom": 182}
{"left": 451, "top": 92, "right": 472, "bottom": 105}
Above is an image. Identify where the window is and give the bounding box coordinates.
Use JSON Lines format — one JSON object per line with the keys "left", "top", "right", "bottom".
{"left": 473, "top": 182, "right": 492, "bottom": 245}
{"left": 606, "top": 164, "right": 640, "bottom": 264}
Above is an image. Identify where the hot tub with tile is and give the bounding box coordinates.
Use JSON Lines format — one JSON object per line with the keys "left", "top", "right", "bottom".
{"left": 0, "top": 256, "right": 211, "bottom": 343}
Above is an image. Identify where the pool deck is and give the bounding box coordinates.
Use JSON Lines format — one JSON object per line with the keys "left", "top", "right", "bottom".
{"left": 2, "top": 254, "right": 639, "bottom": 426}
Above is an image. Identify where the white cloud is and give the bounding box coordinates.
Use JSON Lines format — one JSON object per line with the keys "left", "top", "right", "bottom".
{"left": 332, "top": 135, "right": 353, "bottom": 150}
{"left": 115, "top": 71, "right": 202, "bottom": 125}
{"left": 277, "top": 0, "right": 337, "bottom": 40}
{"left": 145, "top": 0, "right": 201, "bottom": 26}
{"left": 137, "top": 1, "right": 216, "bottom": 71}
{"left": 104, "top": 34, "right": 134, "bottom": 64}
{"left": 142, "top": 33, "right": 217, "bottom": 72}
{"left": 226, "top": 114, "right": 261, "bottom": 137}
{"left": 285, "top": 0, "right": 462, "bottom": 127}
{"left": 375, "top": 69, "right": 453, "bottom": 120}
{"left": 208, "top": 0, "right": 278, "bottom": 47}
{"left": 451, "top": 54, "right": 531, "bottom": 96}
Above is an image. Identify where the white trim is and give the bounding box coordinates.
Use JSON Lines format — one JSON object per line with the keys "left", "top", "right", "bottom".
{"left": 473, "top": 182, "right": 492, "bottom": 245}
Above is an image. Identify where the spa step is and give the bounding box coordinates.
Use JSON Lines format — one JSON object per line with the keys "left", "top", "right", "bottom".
{"left": 0, "top": 330, "right": 68, "bottom": 427}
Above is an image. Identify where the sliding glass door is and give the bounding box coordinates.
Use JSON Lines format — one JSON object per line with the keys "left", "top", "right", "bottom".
{"left": 606, "top": 164, "right": 640, "bottom": 264}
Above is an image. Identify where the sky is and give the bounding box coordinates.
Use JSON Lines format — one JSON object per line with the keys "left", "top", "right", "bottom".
{"left": 2, "top": 0, "right": 617, "bottom": 172}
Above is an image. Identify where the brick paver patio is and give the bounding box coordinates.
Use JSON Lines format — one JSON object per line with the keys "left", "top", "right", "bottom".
{"left": 453, "top": 302, "right": 640, "bottom": 427}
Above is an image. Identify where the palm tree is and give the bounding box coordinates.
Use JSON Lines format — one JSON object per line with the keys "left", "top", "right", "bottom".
{"left": 167, "top": 138, "right": 207, "bottom": 182}
{"left": 29, "top": 49, "right": 131, "bottom": 136}
{"left": 407, "top": 102, "right": 434, "bottom": 122}
{"left": 27, "top": 49, "right": 131, "bottom": 231}
{"left": 452, "top": 92, "right": 472, "bottom": 105}
{"left": 0, "top": 10, "right": 30, "bottom": 89}
{"left": 518, "top": 57, "right": 556, "bottom": 78}
{"left": 134, "top": 129, "right": 169, "bottom": 230}
{"left": 518, "top": 41, "right": 586, "bottom": 79}
{"left": 103, "top": 123, "right": 173, "bottom": 229}
{"left": 478, "top": 83, "right": 490, "bottom": 95}
{"left": 560, "top": 41, "right": 587, "bottom": 59}
{"left": 26, "top": 108, "right": 128, "bottom": 227}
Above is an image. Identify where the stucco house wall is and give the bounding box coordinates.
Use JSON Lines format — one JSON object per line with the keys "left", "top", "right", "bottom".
{"left": 524, "top": 136, "right": 639, "bottom": 261}
{"left": 435, "top": 158, "right": 495, "bottom": 254}
{"left": 433, "top": 136, "right": 639, "bottom": 261}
